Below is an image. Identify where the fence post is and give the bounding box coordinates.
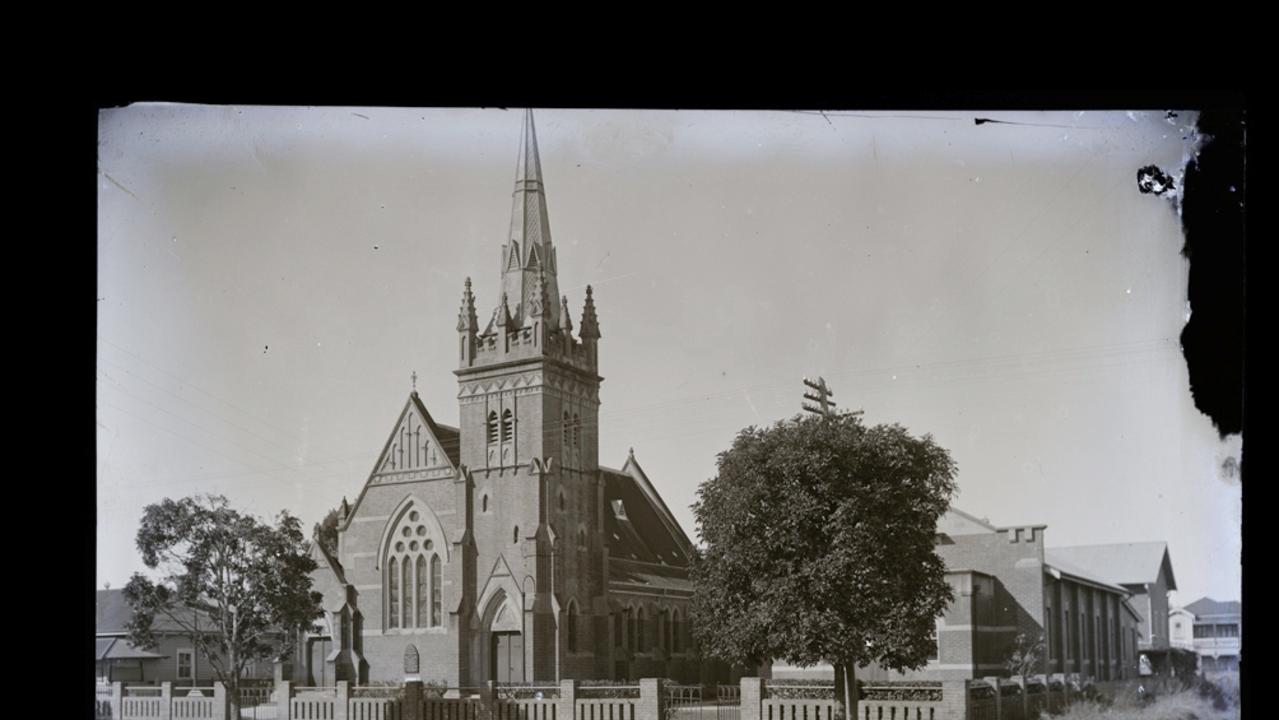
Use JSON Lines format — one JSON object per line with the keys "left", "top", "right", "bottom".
{"left": 559, "top": 679, "right": 578, "bottom": 720}
{"left": 158, "top": 682, "right": 173, "bottom": 720}
{"left": 336, "top": 680, "right": 350, "bottom": 720}
{"left": 110, "top": 682, "right": 124, "bottom": 720}
{"left": 739, "top": 677, "right": 762, "bottom": 720}
{"left": 981, "top": 677, "right": 1001, "bottom": 720}
{"left": 405, "top": 680, "right": 425, "bottom": 720}
{"left": 638, "top": 679, "right": 665, "bottom": 720}
{"left": 479, "top": 680, "right": 497, "bottom": 720}
{"left": 213, "top": 682, "right": 228, "bottom": 720}
{"left": 277, "top": 680, "right": 292, "bottom": 720}
{"left": 941, "top": 681, "right": 967, "bottom": 720}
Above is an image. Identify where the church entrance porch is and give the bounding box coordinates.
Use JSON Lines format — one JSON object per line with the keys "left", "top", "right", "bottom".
{"left": 491, "top": 631, "right": 526, "bottom": 683}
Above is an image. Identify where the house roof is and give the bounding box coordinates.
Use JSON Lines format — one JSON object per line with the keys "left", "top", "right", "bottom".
{"left": 1184, "top": 597, "right": 1241, "bottom": 617}
{"left": 1045, "top": 541, "right": 1176, "bottom": 591}
{"left": 96, "top": 637, "right": 166, "bottom": 662}
{"left": 96, "top": 589, "right": 216, "bottom": 635}
{"left": 601, "top": 454, "right": 693, "bottom": 568}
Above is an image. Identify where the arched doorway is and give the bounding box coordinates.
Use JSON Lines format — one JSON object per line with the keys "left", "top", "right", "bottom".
{"left": 482, "top": 592, "right": 524, "bottom": 683}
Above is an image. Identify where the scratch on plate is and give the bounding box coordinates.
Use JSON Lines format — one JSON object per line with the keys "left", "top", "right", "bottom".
{"left": 102, "top": 171, "right": 138, "bottom": 199}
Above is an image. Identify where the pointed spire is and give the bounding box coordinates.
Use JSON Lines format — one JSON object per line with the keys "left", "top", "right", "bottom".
{"left": 457, "top": 277, "right": 478, "bottom": 332}
{"left": 494, "top": 292, "right": 512, "bottom": 327}
{"left": 579, "top": 285, "right": 601, "bottom": 340}
{"left": 503, "top": 109, "right": 559, "bottom": 329}
{"left": 529, "top": 267, "right": 549, "bottom": 318}
{"left": 559, "top": 295, "right": 573, "bottom": 331}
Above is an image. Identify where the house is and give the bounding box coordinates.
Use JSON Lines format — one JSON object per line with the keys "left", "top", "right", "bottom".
{"left": 772, "top": 508, "right": 1146, "bottom": 683}
{"left": 95, "top": 589, "right": 231, "bottom": 685}
{"left": 299, "top": 110, "right": 731, "bottom": 686}
{"left": 1169, "top": 606, "right": 1195, "bottom": 650}
{"left": 1183, "top": 598, "right": 1242, "bottom": 674}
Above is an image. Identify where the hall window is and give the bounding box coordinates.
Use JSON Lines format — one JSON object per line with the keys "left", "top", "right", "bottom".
{"left": 567, "top": 601, "right": 579, "bottom": 653}
{"left": 672, "top": 609, "right": 682, "bottom": 653}
{"left": 487, "top": 412, "right": 499, "bottom": 444}
{"left": 637, "top": 608, "right": 646, "bottom": 652}
{"left": 501, "top": 409, "right": 513, "bottom": 442}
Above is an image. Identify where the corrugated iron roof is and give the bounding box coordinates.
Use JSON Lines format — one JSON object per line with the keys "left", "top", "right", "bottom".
{"left": 96, "top": 589, "right": 216, "bottom": 635}
{"left": 1045, "top": 542, "right": 1176, "bottom": 590}
{"left": 1184, "top": 597, "right": 1241, "bottom": 617}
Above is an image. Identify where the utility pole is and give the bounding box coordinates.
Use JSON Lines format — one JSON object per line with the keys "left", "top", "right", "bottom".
{"left": 802, "top": 376, "right": 838, "bottom": 418}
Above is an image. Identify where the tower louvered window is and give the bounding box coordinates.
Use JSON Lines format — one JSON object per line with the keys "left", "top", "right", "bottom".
{"left": 501, "top": 409, "right": 513, "bottom": 442}
{"left": 487, "top": 411, "right": 499, "bottom": 444}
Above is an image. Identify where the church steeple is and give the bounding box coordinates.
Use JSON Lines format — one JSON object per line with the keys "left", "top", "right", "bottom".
{"left": 501, "top": 109, "right": 560, "bottom": 328}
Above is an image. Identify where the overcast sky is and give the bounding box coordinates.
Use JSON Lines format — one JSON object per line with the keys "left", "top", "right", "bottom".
{"left": 97, "top": 106, "right": 1241, "bottom": 606}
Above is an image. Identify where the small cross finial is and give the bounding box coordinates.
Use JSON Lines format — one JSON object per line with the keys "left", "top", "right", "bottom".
{"left": 411, "top": 371, "right": 418, "bottom": 393}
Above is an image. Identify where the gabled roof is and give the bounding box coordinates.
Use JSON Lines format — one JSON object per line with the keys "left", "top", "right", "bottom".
{"left": 1045, "top": 542, "right": 1177, "bottom": 591}
{"left": 343, "top": 392, "right": 461, "bottom": 530}
{"left": 601, "top": 451, "right": 694, "bottom": 568}
{"left": 1184, "top": 597, "right": 1241, "bottom": 617}
{"left": 938, "top": 507, "right": 1000, "bottom": 536}
{"left": 96, "top": 589, "right": 216, "bottom": 636}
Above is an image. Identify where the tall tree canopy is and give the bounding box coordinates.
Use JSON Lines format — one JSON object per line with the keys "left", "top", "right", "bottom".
{"left": 124, "top": 494, "right": 322, "bottom": 710}
{"left": 690, "top": 412, "right": 958, "bottom": 718}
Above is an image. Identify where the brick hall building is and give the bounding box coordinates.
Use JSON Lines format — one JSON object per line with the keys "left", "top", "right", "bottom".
{"left": 773, "top": 508, "right": 1160, "bottom": 683}
{"left": 297, "top": 111, "right": 730, "bottom": 687}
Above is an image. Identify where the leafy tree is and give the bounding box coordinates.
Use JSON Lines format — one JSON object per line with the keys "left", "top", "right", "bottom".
{"left": 690, "top": 412, "right": 957, "bottom": 720}
{"left": 316, "top": 506, "right": 341, "bottom": 557}
{"left": 1004, "top": 632, "right": 1045, "bottom": 716}
{"left": 1004, "top": 632, "right": 1045, "bottom": 682}
{"left": 124, "top": 494, "right": 322, "bottom": 714}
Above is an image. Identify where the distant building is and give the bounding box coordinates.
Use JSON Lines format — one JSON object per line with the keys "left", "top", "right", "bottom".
{"left": 1169, "top": 606, "right": 1195, "bottom": 650}
{"left": 1183, "top": 598, "right": 1242, "bottom": 673}
{"left": 95, "top": 589, "right": 274, "bottom": 684}
{"left": 772, "top": 508, "right": 1148, "bottom": 683}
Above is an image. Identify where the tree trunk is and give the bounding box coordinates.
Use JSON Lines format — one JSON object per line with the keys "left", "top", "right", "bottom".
{"left": 835, "top": 663, "right": 858, "bottom": 720}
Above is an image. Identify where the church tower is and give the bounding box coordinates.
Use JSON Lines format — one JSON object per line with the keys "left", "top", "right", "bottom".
{"left": 455, "top": 110, "right": 605, "bottom": 682}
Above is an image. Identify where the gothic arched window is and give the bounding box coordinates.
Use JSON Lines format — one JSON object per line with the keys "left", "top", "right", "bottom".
{"left": 501, "top": 409, "right": 513, "bottom": 442}
{"left": 487, "top": 411, "right": 499, "bottom": 444}
{"left": 567, "top": 600, "right": 579, "bottom": 653}
{"left": 573, "top": 413, "right": 581, "bottom": 448}
{"left": 431, "top": 554, "right": 442, "bottom": 626}
{"left": 388, "top": 557, "right": 400, "bottom": 629}
{"left": 626, "top": 607, "right": 635, "bottom": 650}
{"left": 637, "top": 608, "right": 646, "bottom": 653}
{"left": 563, "top": 411, "right": 572, "bottom": 449}
{"left": 672, "top": 609, "right": 682, "bottom": 653}
{"left": 386, "top": 504, "right": 445, "bottom": 630}
{"left": 415, "top": 555, "right": 428, "bottom": 627}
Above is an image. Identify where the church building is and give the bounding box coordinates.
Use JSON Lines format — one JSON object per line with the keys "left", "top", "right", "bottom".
{"left": 300, "top": 111, "right": 724, "bottom": 687}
